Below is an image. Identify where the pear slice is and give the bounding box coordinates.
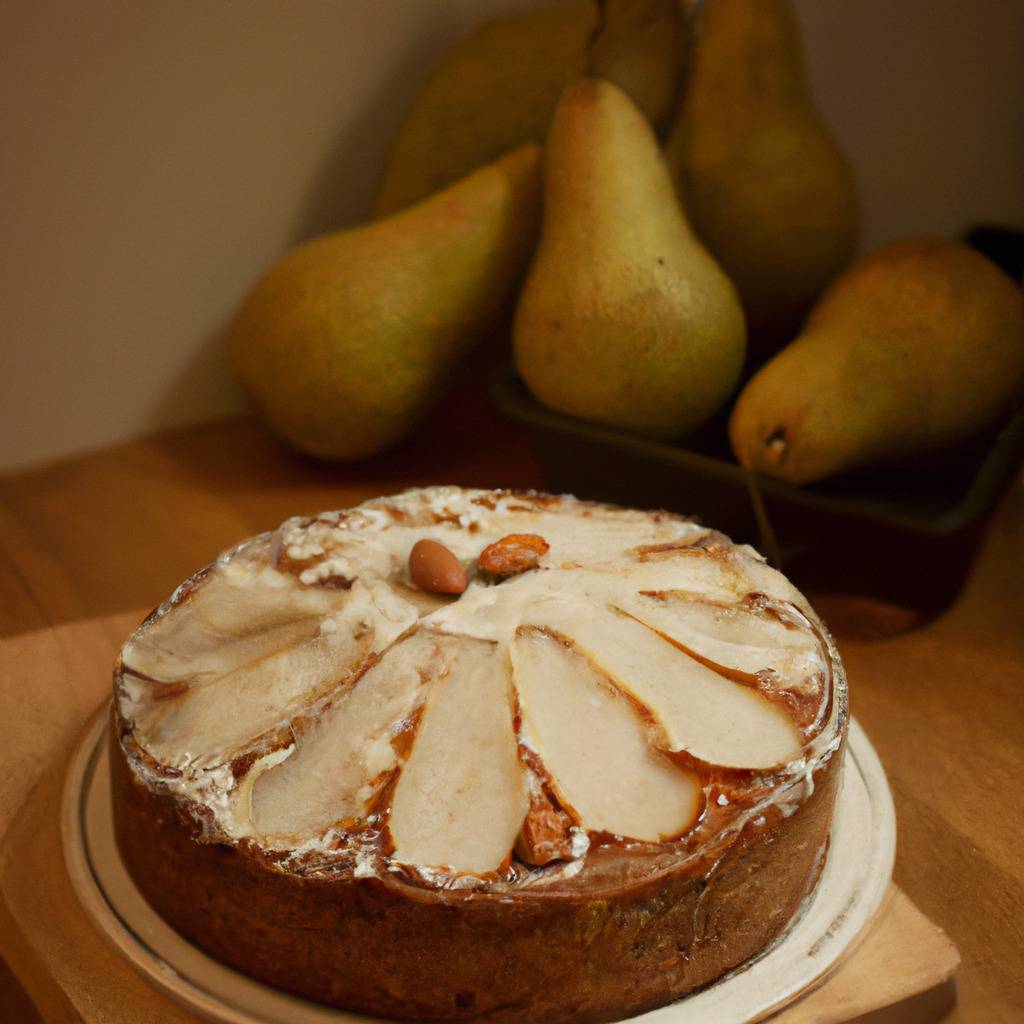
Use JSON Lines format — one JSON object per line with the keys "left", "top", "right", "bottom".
{"left": 141, "top": 632, "right": 367, "bottom": 767}
{"left": 123, "top": 616, "right": 319, "bottom": 688}
{"left": 121, "top": 564, "right": 356, "bottom": 683}
{"left": 511, "top": 627, "right": 699, "bottom": 841}
{"left": 137, "top": 580, "right": 418, "bottom": 766}
{"left": 484, "top": 512, "right": 703, "bottom": 570}
{"left": 617, "top": 591, "right": 824, "bottom": 687}
{"left": 568, "top": 557, "right": 751, "bottom": 607}
{"left": 524, "top": 600, "right": 803, "bottom": 769}
{"left": 250, "top": 631, "right": 442, "bottom": 840}
{"left": 388, "top": 636, "right": 528, "bottom": 875}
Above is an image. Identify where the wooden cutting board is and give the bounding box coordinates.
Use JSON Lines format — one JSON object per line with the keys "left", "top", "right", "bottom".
{"left": 0, "top": 612, "right": 959, "bottom": 1024}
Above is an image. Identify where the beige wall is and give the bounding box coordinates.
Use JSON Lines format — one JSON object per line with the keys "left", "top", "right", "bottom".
{"left": 799, "top": 0, "right": 1024, "bottom": 247}
{"left": 2, "top": 0, "right": 1022, "bottom": 471}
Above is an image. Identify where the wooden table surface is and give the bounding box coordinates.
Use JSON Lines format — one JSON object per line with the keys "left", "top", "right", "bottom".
{"left": 1, "top": 390, "right": 1021, "bottom": 1023}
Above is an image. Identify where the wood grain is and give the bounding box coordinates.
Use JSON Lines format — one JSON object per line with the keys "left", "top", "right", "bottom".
{"left": 0, "top": 398, "right": 1019, "bottom": 1021}
{"left": 774, "top": 887, "right": 957, "bottom": 1023}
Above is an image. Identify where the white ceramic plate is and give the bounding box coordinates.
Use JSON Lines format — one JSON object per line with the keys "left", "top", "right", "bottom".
{"left": 62, "top": 711, "right": 895, "bottom": 1024}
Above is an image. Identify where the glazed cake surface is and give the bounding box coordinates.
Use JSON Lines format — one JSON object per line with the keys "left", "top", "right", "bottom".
{"left": 112, "top": 487, "right": 847, "bottom": 1022}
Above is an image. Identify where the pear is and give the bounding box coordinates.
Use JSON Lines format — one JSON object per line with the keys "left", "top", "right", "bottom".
{"left": 375, "top": 0, "right": 686, "bottom": 215}
{"left": 230, "top": 144, "right": 541, "bottom": 460}
{"left": 666, "top": 0, "right": 858, "bottom": 357}
{"left": 514, "top": 77, "right": 746, "bottom": 439}
{"left": 729, "top": 238, "right": 1024, "bottom": 484}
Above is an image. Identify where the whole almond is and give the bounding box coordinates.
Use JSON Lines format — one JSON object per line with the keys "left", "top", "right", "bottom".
{"left": 409, "top": 539, "right": 467, "bottom": 595}
{"left": 478, "top": 533, "right": 550, "bottom": 577}
{"left": 515, "top": 796, "right": 574, "bottom": 866}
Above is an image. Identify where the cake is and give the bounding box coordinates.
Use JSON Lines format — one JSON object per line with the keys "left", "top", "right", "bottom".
{"left": 111, "top": 487, "right": 847, "bottom": 1023}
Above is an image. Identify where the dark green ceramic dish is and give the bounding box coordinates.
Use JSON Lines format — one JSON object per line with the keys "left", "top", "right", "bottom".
{"left": 492, "top": 365, "right": 1024, "bottom": 611}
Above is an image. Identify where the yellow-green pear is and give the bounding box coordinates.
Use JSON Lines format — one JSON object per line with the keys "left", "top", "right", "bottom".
{"left": 514, "top": 78, "right": 746, "bottom": 438}
{"left": 729, "top": 238, "right": 1024, "bottom": 484}
{"left": 667, "top": 0, "right": 858, "bottom": 356}
{"left": 375, "top": 0, "right": 686, "bottom": 215}
{"left": 230, "top": 144, "right": 541, "bottom": 460}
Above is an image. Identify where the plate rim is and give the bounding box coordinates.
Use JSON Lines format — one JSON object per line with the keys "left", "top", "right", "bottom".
{"left": 61, "top": 708, "right": 895, "bottom": 1024}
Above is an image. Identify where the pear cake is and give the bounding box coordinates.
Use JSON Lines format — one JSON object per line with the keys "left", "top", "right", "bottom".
{"left": 111, "top": 487, "right": 847, "bottom": 1023}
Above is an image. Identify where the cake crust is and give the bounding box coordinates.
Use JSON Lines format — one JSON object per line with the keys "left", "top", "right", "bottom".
{"left": 112, "top": 729, "right": 840, "bottom": 1022}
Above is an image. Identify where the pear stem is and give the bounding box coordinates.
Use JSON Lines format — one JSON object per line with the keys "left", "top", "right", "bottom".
{"left": 743, "top": 468, "right": 784, "bottom": 570}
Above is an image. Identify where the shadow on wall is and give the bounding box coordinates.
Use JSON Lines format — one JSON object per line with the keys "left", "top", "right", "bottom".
{"left": 288, "top": 14, "right": 468, "bottom": 245}
{"left": 146, "top": 8, "right": 476, "bottom": 438}
{"left": 145, "top": 318, "right": 243, "bottom": 439}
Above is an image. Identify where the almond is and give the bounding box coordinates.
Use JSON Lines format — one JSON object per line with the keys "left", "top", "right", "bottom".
{"left": 514, "top": 794, "right": 574, "bottom": 866}
{"left": 478, "top": 533, "right": 549, "bottom": 577}
{"left": 409, "top": 539, "right": 467, "bottom": 594}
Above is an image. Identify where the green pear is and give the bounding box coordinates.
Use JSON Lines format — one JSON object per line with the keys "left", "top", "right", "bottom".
{"left": 230, "top": 144, "right": 541, "bottom": 460}
{"left": 375, "top": 0, "right": 686, "bottom": 215}
{"left": 514, "top": 78, "right": 746, "bottom": 438}
{"left": 667, "top": 0, "right": 858, "bottom": 356}
{"left": 729, "top": 238, "right": 1024, "bottom": 484}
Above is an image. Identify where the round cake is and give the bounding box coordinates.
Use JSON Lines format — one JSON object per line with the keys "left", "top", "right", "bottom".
{"left": 111, "top": 487, "right": 847, "bottom": 1023}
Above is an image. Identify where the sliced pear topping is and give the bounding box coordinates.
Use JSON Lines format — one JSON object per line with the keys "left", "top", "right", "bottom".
{"left": 137, "top": 580, "right": 418, "bottom": 766}
{"left": 725, "top": 547, "right": 809, "bottom": 608}
{"left": 117, "top": 488, "right": 840, "bottom": 868}
{"left": 426, "top": 556, "right": 744, "bottom": 647}
{"left": 470, "top": 510, "right": 702, "bottom": 570}
{"left": 123, "top": 616, "right": 319, "bottom": 688}
{"left": 524, "top": 601, "right": 803, "bottom": 769}
{"left": 617, "top": 591, "right": 824, "bottom": 688}
{"left": 389, "top": 636, "right": 528, "bottom": 874}
{"left": 569, "top": 557, "right": 749, "bottom": 605}
{"left": 511, "top": 628, "right": 700, "bottom": 841}
{"left": 141, "top": 633, "right": 367, "bottom": 767}
{"left": 122, "top": 564, "right": 356, "bottom": 682}
{"left": 250, "top": 631, "right": 442, "bottom": 839}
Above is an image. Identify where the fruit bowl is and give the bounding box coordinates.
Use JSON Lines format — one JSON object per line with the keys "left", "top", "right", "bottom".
{"left": 492, "top": 366, "right": 1024, "bottom": 611}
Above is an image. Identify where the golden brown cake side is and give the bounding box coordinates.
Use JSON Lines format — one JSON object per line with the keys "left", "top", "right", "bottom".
{"left": 112, "top": 725, "right": 841, "bottom": 1023}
